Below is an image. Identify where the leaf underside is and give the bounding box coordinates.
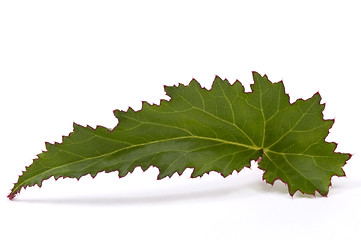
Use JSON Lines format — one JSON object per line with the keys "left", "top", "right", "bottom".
{"left": 9, "top": 72, "right": 351, "bottom": 199}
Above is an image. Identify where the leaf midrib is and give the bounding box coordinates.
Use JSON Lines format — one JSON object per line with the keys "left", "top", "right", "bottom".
{"left": 13, "top": 135, "right": 260, "bottom": 194}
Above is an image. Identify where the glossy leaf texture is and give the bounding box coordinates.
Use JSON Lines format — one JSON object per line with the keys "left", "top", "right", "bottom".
{"left": 8, "top": 72, "right": 351, "bottom": 199}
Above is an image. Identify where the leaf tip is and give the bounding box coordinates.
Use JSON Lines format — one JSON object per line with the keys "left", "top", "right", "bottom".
{"left": 7, "top": 193, "right": 16, "bottom": 200}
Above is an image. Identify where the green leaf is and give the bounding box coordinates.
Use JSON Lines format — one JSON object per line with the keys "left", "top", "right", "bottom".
{"left": 8, "top": 72, "right": 350, "bottom": 199}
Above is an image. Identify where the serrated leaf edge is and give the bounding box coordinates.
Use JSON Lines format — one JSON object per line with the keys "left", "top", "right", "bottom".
{"left": 8, "top": 73, "right": 351, "bottom": 199}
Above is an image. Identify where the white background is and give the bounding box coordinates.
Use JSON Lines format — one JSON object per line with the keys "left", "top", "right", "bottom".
{"left": 0, "top": 0, "right": 360, "bottom": 239}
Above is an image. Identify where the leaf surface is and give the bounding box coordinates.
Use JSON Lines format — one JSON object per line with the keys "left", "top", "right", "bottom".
{"left": 9, "top": 72, "right": 350, "bottom": 199}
